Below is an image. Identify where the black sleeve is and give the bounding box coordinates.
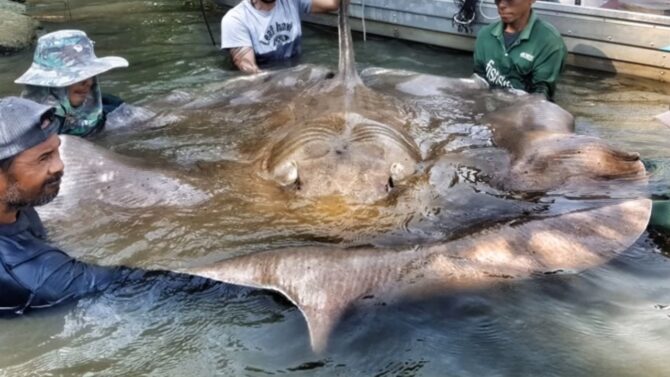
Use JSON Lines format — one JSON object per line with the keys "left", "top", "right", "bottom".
{"left": 11, "top": 247, "right": 132, "bottom": 309}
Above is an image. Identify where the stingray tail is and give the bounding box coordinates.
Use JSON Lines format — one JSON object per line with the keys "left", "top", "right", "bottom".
{"left": 338, "top": 0, "right": 361, "bottom": 84}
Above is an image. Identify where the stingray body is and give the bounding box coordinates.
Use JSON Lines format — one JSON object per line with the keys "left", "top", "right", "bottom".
{"left": 191, "top": 198, "right": 650, "bottom": 352}
{"left": 250, "top": 5, "right": 422, "bottom": 204}
{"left": 38, "top": 0, "right": 651, "bottom": 354}
{"left": 177, "top": 0, "right": 651, "bottom": 353}
{"left": 37, "top": 135, "right": 208, "bottom": 221}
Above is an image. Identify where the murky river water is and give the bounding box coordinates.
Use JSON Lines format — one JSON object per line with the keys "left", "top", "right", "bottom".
{"left": 1, "top": 1, "right": 669, "bottom": 376}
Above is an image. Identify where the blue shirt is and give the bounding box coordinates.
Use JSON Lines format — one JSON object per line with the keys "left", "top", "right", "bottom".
{"left": 0, "top": 207, "right": 129, "bottom": 314}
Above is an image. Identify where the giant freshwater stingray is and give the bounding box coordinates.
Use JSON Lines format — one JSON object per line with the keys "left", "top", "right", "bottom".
{"left": 180, "top": 1, "right": 650, "bottom": 351}
{"left": 40, "top": 0, "right": 651, "bottom": 353}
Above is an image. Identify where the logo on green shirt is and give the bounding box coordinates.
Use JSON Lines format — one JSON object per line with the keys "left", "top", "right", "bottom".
{"left": 520, "top": 52, "right": 535, "bottom": 62}
{"left": 485, "top": 60, "right": 512, "bottom": 89}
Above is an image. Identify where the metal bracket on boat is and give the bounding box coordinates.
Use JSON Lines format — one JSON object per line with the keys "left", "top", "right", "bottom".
{"left": 453, "top": 0, "right": 479, "bottom": 33}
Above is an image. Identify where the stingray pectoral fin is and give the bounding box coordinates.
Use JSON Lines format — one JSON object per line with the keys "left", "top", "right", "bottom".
{"left": 182, "top": 198, "right": 651, "bottom": 353}
{"left": 103, "top": 103, "right": 157, "bottom": 131}
{"left": 50, "top": 135, "right": 208, "bottom": 210}
{"left": 488, "top": 99, "right": 575, "bottom": 158}
{"left": 503, "top": 134, "right": 647, "bottom": 193}
{"left": 458, "top": 198, "right": 652, "bottom": 273}
{"left": 655, "top": 110, "right": 670, "bottom": 127}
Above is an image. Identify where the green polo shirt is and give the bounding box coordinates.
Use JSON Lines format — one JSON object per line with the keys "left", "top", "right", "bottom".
{"left": 473, "top": 11, "right": 567, "bottom": 101}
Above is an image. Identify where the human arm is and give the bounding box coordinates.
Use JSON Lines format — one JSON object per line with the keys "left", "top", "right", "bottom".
{"left": 220, "top": 10, "right": 260, "bottom": 74}
{"left": 10, "top": 247, "right": 132, "bottom": 309}
{"left": 306, "top": 0, "right": 341, "bottom": 14}
{"left": 472, "top": 30, "right": 488, "bottom": 79}
{"left": 0, "top": 213, "right": 132, "bottom": 312}
{"left": 229, "top": 47, "right": 261, "bottom": 74}
{"left": 528, "top": 42, "right": 567, "bottom": 101}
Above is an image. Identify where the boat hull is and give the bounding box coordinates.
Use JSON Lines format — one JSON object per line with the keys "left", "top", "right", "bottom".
{"left": 214, "top": 0, "right": 670, "bottom": 82}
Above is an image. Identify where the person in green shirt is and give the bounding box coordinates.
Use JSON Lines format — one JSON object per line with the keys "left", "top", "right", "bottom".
{"left": 473, "top": 0, "right": 567, "bottom": 101}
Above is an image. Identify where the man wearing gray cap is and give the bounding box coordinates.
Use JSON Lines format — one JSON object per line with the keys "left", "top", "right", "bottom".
{"left": 0, "top": 96, "right": 132, "bottom": 314}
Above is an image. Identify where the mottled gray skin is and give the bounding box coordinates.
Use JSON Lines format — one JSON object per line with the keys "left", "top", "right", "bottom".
{"left": 251, "top": 0, "right": 422, "bottom": 204}
{"left": 37, "top": 135, "right": 208, "bottom": 220}
{"left": 179, "top": 0, "right": 651, "bottom": 354}
{"left": 655, "top": 110, "right": 670, "bottom": 127}
{"left": 191, "top": 90, "right": 650, "bottom": 353}
{"left": 190, "top": 198, "right": 651, "bottom": 353}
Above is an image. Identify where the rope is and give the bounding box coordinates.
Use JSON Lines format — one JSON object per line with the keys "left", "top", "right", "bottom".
{"left": 452, "top": 0, "right": 479, "bottom": 33}
{"left": 63, "top": 0, "right": 72, "bottom": 21}
{"left": 361, "top": 0, "right": 367, "bottom": 42}
{"left": 200, "top": 0, "right": 217, "bottom": 46}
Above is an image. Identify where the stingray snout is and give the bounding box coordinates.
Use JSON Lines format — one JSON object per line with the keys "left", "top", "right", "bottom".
{"left": 270, "top": 157, "right": 416, "bottom": 203}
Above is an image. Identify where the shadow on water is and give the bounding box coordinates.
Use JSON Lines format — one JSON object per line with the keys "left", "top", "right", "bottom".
{"left": 323, "top": 235, "right": 670, "bottom": 377}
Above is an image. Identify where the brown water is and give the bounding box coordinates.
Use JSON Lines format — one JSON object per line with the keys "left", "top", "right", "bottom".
{"left": 0, "top": 1, "right": 669, "bottom": 376}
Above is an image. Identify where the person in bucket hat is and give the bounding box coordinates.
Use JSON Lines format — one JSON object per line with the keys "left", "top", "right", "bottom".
{"left": 15, "top": 30, "right": 129, "bottom": 137}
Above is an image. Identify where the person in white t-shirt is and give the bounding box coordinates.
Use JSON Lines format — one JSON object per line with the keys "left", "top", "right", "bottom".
{"left": 221, "top": 0, "right": 342, "bottom": 73}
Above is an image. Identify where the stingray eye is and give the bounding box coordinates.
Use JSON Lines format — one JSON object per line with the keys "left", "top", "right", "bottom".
{"left": 273, "top": 160, "right": 299, "bottom": 187}
{"left": 390, "top": 162, "right": 410, "bottom": 182}
{"left": 386, "top": 176, "right": 395, "bottom": 192}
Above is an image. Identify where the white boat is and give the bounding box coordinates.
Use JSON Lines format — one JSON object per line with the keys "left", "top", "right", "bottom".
{"left": 213, "top": 0, "right": 670, "bottom": 82}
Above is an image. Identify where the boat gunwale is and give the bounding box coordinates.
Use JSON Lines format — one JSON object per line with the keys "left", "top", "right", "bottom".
{"left": 213, "top": 0, "right": 670, "bottom": 81}
{"left": 348, "top": 0, "right": 670, "bottom": 26}
{"left": 213, "top": 0, "right": 670, "bottom": 26}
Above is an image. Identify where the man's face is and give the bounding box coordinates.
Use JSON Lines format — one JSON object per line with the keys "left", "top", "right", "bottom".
{"left": 0, "top": 133, "right": 64, "bottom": 210}
{"left": 496, "top": 0, "right": 534, "bottom": 24}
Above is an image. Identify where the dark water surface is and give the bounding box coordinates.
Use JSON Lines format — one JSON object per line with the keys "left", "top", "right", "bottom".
{"left": 0, "top": 1, "right": 669, "bottom": 376}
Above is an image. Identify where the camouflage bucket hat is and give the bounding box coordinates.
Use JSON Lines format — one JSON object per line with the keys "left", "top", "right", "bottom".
{"left": 14, "top": 29, "right": 128, "bottom": 88}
